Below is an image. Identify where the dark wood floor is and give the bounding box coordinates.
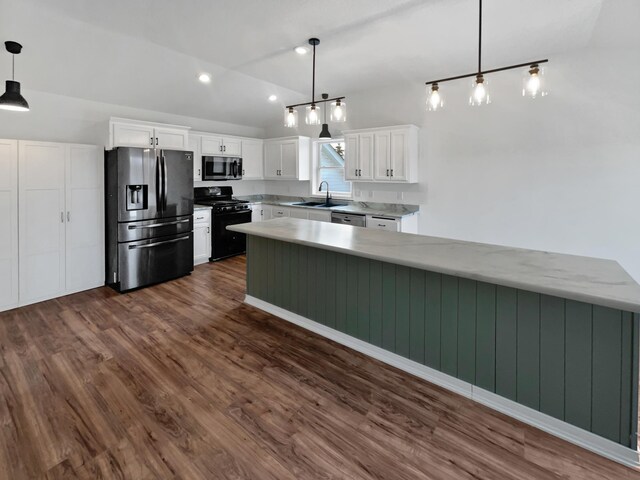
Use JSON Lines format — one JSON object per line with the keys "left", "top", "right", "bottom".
{"left": 0, "top": 256, "right": 638, "bottom": 479}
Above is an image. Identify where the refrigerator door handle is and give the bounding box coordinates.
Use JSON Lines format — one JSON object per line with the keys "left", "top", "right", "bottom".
{"left": 161, "top": 153, "right": 168, "bottom": 211}
{"left": 127, "top": 218, "right": 191, "bottom": 230}
{"left": 155, "top": 155, "right": 162, "bottom": 213}
{"left": 128, "top": 235, "right": 190, "bottom": 250}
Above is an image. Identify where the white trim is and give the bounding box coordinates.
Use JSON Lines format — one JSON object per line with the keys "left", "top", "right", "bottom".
{"left": 245, "top": 294, "right": 640, "bottom": 469}
{"left": 310, "top": 138, "right": 352, "bottom": 200}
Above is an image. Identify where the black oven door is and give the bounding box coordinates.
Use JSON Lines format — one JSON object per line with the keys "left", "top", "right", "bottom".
{"left": 203, "top": 156, "right": 230, "bottom": 180}
{"left": 211, "top": 210, "right": 252, "bottom": 261}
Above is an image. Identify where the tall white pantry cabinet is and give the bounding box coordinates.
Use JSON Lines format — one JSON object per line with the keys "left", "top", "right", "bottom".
{"left": 0, "top": 139, "right": 104, "bottom": 312}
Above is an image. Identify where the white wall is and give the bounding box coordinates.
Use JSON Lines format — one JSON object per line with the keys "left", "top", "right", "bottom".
{"left": 265, "top": 45, "right": 640, "bottom": 281}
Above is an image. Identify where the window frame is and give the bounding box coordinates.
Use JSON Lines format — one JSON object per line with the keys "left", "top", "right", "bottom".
{"left": 310, "top": 138, "right": 352, "bottom": 200}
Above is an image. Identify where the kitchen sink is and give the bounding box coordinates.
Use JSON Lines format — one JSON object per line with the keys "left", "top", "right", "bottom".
{"left": 292, "top": 201, "right": 347, "bottom": 209}
{"left": 292, "top": 201, "right": 325, "bottom": 207}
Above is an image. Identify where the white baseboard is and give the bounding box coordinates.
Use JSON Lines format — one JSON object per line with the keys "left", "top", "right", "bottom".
{"left": 245, "top": 294, "right": 640, "bottom": 469}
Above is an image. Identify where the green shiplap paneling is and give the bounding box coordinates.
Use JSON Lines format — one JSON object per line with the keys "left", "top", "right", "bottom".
{"left": 335, "top": 253, "right": 347, "bottom": 333}
{"left": 325, "top": 252, "right": 337, "bottom": 329}
{"left": 592, "top": 306, "right": 622, "bottom": 443}
{"left": 425, "top": 272, "right": 442, "bottom": 370}
{"left": 517, "top": 290, "right": 540, "bottom": 410}
{"left": 346, "top": 256, "right": 359, "bottom": 337}
{"left": 496, "top": 286, "right": 517, "bottom": 401}
{"left": 381, "top": 263, "right": 396, "bottom": 352}
{"left": 632, "top": 314, "right": 639, "bottom": 450}
{"left": 440, "top": 275, "right": 459, "bottom": 377}
{"left": 395, "top": 266, "right": 411, "bottom": 358}
{"left": 357, "top": 257, "right": 371, "bottom": 342}
{"left": 289, "top": 243, "right": 300, "bottom": 315}
{"left": 245, "top": 237, "right": 638, "bottom": 448}
{"left": 565, "top": 300, "right": 592, "bottom": 431}
{"left": 475, "top": 282, "right": 496, "bottom": 391}
{"left": 409, "top": 269, "right": 426, "bottom": 364}
{"left": 620, "top": 312, "right": 633, "bottom": 446}
{"left": 457, "top": 278, "right": 477, "bottom": 384}
{"left": 266, "top": 239, "right": 276, "bottom": 305}
{"left": 369, "top": 261, "right": 383, "bottom": 347}
{"left": 539, "top": 295, "right": 565, "bottom": 419}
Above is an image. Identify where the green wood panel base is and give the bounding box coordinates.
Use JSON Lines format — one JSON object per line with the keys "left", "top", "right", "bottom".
{"left": 246, "top": 237, "right": 639, "bottom": 448}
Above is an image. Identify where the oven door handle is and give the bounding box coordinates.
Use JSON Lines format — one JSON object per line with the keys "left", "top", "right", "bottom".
{"left": 128, "top": 236, "right": 191, "bottom": 250}
{"left": 127, "top": 218, "right": 191, "bottom": 230}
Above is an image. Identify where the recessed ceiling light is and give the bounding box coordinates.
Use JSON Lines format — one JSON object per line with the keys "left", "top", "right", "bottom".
{"left": 294, "top": 46, "right": 309, "bottom": 55}
{"left": 268, "top": 94, "right": 277, "bottom": 102}
{"left": 198, "top": 73, "right": 211, "bottom": 84}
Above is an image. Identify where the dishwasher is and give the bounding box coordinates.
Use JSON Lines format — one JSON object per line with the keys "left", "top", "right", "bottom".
{"left": 331, "top": 212, "right": 366, "bottom": 227}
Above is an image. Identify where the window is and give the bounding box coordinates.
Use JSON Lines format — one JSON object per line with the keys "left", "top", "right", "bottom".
{"left": 313, "top": 140, "right": 351, "bottom": 198}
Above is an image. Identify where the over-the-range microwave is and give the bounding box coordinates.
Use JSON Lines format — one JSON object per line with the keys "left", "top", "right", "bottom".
{"left": 202, "top": 156, "right": 243, "bottom": 181}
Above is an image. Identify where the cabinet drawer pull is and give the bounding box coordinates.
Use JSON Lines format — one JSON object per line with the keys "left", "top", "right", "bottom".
{"left": 60, "top": 211, "right": 64, "bottom": 223}
{"left": 67, "top": 211, "right": 71, "bottom": 222}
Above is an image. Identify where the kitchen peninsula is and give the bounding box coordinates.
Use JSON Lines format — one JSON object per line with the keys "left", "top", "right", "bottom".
{"left": 229, "top": 218, "right": 640, "bottom": 466}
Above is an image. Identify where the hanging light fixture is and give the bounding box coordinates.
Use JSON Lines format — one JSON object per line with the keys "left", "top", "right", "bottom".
{"left": 284, "top": 38, "right": 346, "bottom": 137}
{"left": 426, "top": 83, "right": 443, "bottom": 111}
{"left": 522, "top": 63, "right": 548, "bottom": 98}
{"left": 319, "top": 93, "right": 332, "bottom": 139}
{"left": 0, "top": 41, "right": 29, "bottom": 112}
{"left": 424, "top": 0, "right": 548, "bottom": 110}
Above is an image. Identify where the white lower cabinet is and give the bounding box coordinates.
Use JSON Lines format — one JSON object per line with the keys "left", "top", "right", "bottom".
{"left": 193, "top": 209, "right": 211, "bottom": 265}
{"left": 289, "top": 208, "right": 308, "bottom": 220}
{"left": 16, "top": 140, "right": 104, "bottom": 308}
{"left": 0, "top": 139, "right": 18, "bottom": 311}
{"left": 272, "top": 206, "right": 290, "bottom": 218}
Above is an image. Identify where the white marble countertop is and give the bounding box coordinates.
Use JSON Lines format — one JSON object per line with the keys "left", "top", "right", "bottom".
{"left": 245, "top": 200, "right": 418, "bottom": 218}
{"left": 229, "top": 218, "right": 640, "bottom": 312}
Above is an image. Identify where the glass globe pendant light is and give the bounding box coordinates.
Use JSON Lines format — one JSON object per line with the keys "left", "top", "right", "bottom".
{"left": 305, "top": 104, "right": 321, "bottom": 125}
{"left": 469, "top": 74, "right": 490, "bottom": 106}
{"left": 522, "top": 64, "right": 548, "bottom": 99}
{"left": 426, "top": 83, "right": 443, "bottom": 111}
{"left": 330, "top": 98, "right": 346, "bottom": 122}
{"left": 284, "top": 107, "right": 298, "bottom": 127}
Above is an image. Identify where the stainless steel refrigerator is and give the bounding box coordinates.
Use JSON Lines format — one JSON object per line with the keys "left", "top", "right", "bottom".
{"left": 105, "top": 147, "right": 194, "bottom": 292}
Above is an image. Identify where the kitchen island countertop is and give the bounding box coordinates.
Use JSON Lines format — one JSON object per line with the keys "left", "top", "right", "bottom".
{"left": 229, "top": 217, "right": 640, "bottom": 312}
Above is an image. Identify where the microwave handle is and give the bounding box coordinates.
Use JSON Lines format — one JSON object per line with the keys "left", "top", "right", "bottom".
{"left": 232, "top": 160, "right": 238, "bottom": 178}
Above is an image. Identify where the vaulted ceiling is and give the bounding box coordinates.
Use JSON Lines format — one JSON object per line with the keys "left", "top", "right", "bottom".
{"left": 0, "top": 0, "right": 630, "bottom": 128}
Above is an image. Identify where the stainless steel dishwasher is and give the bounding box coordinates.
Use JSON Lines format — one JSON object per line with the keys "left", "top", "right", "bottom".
{"left": 331, "top": 212, "right": 366, "bottom": 227}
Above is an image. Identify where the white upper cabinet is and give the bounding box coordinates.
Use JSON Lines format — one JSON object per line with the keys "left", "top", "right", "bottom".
{"left": 263, "top": 136, "right": 310, "bottom": 181}
{"left": 345, "top": 133, "right": 374, "bottom": 181}
{"left": 241, "top": 139, "right": 263, "bottom": 179}
{"left": 109, "top": 118, "right": 189, "bottom": 150}
{"left": 344, "top": 125, "right": 418, "bottom": 183}
{"left": 17, "top": 141, "right": 104, "bottom": 307}
{"left": 201, "top": 135, "right": 242, "bottom": 156}
{"left": 0, "top": 139, "right": 18, "bottom": 312}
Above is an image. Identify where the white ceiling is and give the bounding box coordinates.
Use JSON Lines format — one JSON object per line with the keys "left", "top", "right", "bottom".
{"left": 0, "top": 0, "right": 622, "bottom": 128}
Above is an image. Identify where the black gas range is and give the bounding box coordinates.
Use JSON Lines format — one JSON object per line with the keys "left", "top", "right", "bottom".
{"left": 194, "top": 186, "right": 252, "bottom": 261}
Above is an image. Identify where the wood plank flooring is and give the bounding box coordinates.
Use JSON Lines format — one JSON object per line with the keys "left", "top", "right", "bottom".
{"left": 0, "top": 256, "right": 638, "bottom": 479}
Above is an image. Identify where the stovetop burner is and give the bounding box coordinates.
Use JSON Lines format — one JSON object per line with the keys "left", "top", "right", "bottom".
{"left": 194, "top": 186, "right": 250, "bottom": 213}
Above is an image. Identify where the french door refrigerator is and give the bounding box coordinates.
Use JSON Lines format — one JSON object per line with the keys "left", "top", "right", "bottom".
{"left": 105, "top": 147, "right": 194, "bottom": 292}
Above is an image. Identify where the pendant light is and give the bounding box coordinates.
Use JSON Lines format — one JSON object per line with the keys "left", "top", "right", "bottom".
{"left": 424, "top": 0, "right": 548, "bottom": 110}
{"left": 284, "top": 38, "right": 346, "bottom": 137}
{"left": 0, "top": 41, "right": 29, "bottom": 112}
{"left": 522, "top": 63, "right": 548, "bottom": 98}
{"left": 426, "top": 83, "right": 444, "bottom": 111}
{"left": 319, "top": 93, "right": 332, "bottom": 139}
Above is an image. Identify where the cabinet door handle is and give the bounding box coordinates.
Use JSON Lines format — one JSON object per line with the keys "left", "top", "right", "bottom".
{"left": 358, "top": 169, "right": 361, "bottom": 176}
{"left": 207, "top": 227, "right": 210, "bottom": 234}
{"left": 223, "top": 145, "right": 226, "bottom": 152}
{"left": 67, "top": 211, "right": 71, "bottom": 222}
{"left": 60, "top": 211, "right": 64, "bottom": 223}
{"left": 197, "top": 168, "right": 201, "bottom": 176}
{"left": 355, "top": 169, "right": 358, "bottom": 177}
{"left": 386, "top": 169, "right": 389, "bottom": 176}
{"left": 242, "top": 169, "right": 245, "bottom": 175}
{"left": 220, "top": 145, "right": 223, "bottom": 152}
{"left": 150, "top": 137, "right": 153, "bottom": 146}
{"left": 390, "top": 169, "right": 394, "bottom": 177}
{"left": 155, "top": 137, "right": 158, "bottom": 146}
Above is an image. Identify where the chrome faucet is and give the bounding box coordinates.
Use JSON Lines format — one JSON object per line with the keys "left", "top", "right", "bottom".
{"left": 318, "top": 181, "right": 330, "bottom": 204}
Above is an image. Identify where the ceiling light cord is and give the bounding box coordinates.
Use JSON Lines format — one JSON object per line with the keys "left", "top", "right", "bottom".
{"left": 478, "top": 0, "right": 482, "bottom": 73}
{"left": 311, "top": 41, "right": 316, "bottom": 105}
{"left": 12, "top": 55, "right": 14, "bottom": 81}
